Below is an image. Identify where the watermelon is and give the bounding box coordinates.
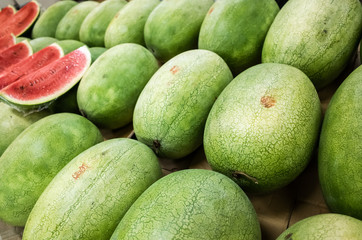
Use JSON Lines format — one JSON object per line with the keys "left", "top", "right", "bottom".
{"left": 0, "top": 6, "right": 16, "bottom": 24}
{"left": 29, "top": 37, "right": 58, "bottom": 52}
{"left": 0, "top": 45, "right": 91, "bottom": 113}
{"left": 198, "top": 0, "right": 279, "bottom": 75}
{"left": 144, "top": 0, "right": 214, "bottom": 62}
{"left": 318, "top": 65, "right": 362, "bottom": 220}
{"left": 56, "top": 39, "right": 85, "bottom": 55}
{"left": 0, "top": 113, "right": 103, "bottom": 226}
{"left": 0, "top": 1, "right": 40, "bottom": 38}
{"left": 203, "top": 63, "right": 322, "bottom": 193}
{"left": 55, "top": 1, "right": 99, "bottom": 41}
{"left": 262, "top": 0, "right": 362, "bottom": 89}
{"left": 0, "top": 43, "right": 64, "bottom": 90}
{"left": 276, "top": 213, "right": 362, "bottom": 240}
{"left": 31, "top": 0, "right": 77, "bottom": 38}
{"left": 77, "top": 43, "right": 159, "bottom": 129}
{"left": 133, "top": 49, "right": 233, "bottom": 159}
{"left": 111, "top": 169, "right": 261, "bottom": 240}
{"left": 79, "top": 0, "right": 127, "bottom": 47}
{"left": 104, "top": 0, "right": 160, "bottom": 48}
{"left": 23, "top": 138, "right": 162, "bottom": 240}
{"left": 0, "top": 101, "right": 49, "bottom": 156}
{"left": 0, "top": 40, "right": 33, "bottom": 75}
{"left": 0, "top": 34, "right": 16, "bottom": 53}
{"left": 89, "top": 47, "right": 107, "bottom": 63}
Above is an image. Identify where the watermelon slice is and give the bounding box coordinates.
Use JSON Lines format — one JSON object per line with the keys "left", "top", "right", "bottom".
{"left": 0, "top": 34, "right": 16, "bottom": 53}
{"left": 0, "top": 40, "right": 33, "bottom": 74}
{"left": 0, "top": 43, "right": 64, "bottom": 89}
{"left": 0, "top": 6, "right": 16, "bottom": 24}
{"left": 0, "top": 46, "right": 91, "bottom": 111}
{"left": 0, "top": 1, "right": 40, "bottom": 38}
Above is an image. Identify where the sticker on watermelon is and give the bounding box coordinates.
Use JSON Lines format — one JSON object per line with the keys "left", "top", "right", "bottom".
{"left": 0, "top": 46, "right": 91, "bottom": 113}
{"left": 0, "top": 1, "right": 40, "bottom": 38}
{"left": 0, "top": 43, "right": 64, "bottom": 89}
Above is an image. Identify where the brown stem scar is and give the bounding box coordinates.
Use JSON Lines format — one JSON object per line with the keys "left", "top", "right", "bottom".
{"left": 232, "top": 171, "right": 259, "bottom": 184}
{"left": 260, "top": 96, "right": 276, "bottom": 108}
{"left": 153, "top": 140, "right": 161, "bottom": 155}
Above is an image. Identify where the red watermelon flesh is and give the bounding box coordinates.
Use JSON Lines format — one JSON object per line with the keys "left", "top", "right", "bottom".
{"left": 0, "top": 1, "right": 40, "bottom": 38}
{"left": 0, "top": 40, "right": 33, "bottom": 74}
{"left": 0, "top": 46, "right": 91, "bottom": 106}
{"left": 0, "top": 34, "right": 16, "bottom": 53}
{"left": 0, "top": 43, "right": 64, "bottom": 90}
{"left": 0, "top": 6, "right": 16, "bottom": 24}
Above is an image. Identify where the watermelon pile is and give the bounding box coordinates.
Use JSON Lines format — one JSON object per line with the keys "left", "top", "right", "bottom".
{"left": 0, "top": 0, "right": 361, "bottom": 239}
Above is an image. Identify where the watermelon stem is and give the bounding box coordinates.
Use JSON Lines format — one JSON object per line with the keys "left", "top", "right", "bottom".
{"left": 232, "top": 171, "right": 259, "bottom": 184}
{"left": 152, "top": 139, "right": 161, "bottom": 155}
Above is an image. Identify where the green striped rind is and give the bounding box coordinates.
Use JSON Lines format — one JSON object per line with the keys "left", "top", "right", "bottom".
{"left": 0, "top": 113, "right": 103, "bottom": 226}
{"left": 55, "top": 1, "right": 99, "bottom": 41}
{"left": 318, "top": 65, "right": 362, "bottom": 220}
{"left": 89, "top": 47, "right": 107, "bottom": 63}
{"left": 32, "top": 0, "right": 77, "bottom": 38}
{"left": 77, "top": 43, "right": 159, "bottom": 129}
{"left": 23, "top": 138, "right": 162, "bottom": 240}
{"left": 262, "top": 0, "right": 362, "bottom": 89}
{"left": 133, "top": 49, "right": 233, "bottom": 159}
{"left": 111, "top": 169, "right": 261, "bottom": 240}
{"left": 79, "top": 0, "right": 127, "bottom": 47}
{"left": 144, "top": 0, "right": 214, "bottom": 62}
{"left": 199, "top": 0, "right": 279, "bottom": 75}
{"left": 276, "top": 214, "right": 362, "bottom": 240}
{"left": 104, "top": 0, "right": 160, "bottom": 48}
{"left": 56, "top": 39, "right": 85, "bottom": 54}
{"left": 0, "top": 102, "right": 49, "bottom": 156}
{"left": 204, "top": 63, "right": 322, "bottom": 193}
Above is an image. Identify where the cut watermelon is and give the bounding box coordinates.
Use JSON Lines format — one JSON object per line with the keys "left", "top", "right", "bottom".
{"left": 0, "top": 46, "right": 91, "bottom": 111}
{"left": 0, "top": 1, "right": 40, "bottom": 38}
{"left": 0, "top": 6, "right": 16, "bottom": 24}
{"left": 0, "top": 34, "right": 16, "bottom": 53}
{"left": 0, "top": 40, "right": 33, "bottom": 74}
{"left": 0, "top": 43, "right": 64, "bottom": 89}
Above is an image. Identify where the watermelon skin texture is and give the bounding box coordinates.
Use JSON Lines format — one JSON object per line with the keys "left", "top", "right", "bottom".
{"left": 111, "top": 169, "right": 261, "bottom": 240}
{"left": 31, "top": 0, "right": 77, "bottom": 38}
{"left": 203, "top": 63, "right": 322, "bottom": 193}
{"left": 29, "top": 36, "right": 57, "bottom": 52}
{"left": 144, "top": 0, "right": 214, "bottom": 62}
{"left": 77, "top": 43, "right": 159, "bottom": 129}
{"left": 79, "top": 0, "right": 127, "bottom": 47}
{"left": 318, "top": 65, "right": 362, "bottom": 220}
{"left": 262, "top": 0, "right": 362, "bottom": 90}
{"left": 55, "top": 1, "right": 99, "bottom": 41}
{"left": 199, "top": 0, "right": 279, "bottom": 75}
{"left": 0, "top": 101, "right": 49, "bottom": 156}
{"left": 276, "top": 213, "right": 362, "bottom": 240}
{"left": 133, "top": 49, "right": 233, "bottom": 159}
{"left": 0, "top": 113, "right": 103, "bottom": 226}
{"left": 23, "top": 138, "right": 162, "bottom": 240}
{"left": 104, "top": 0, "right": 160, "bottom": 48}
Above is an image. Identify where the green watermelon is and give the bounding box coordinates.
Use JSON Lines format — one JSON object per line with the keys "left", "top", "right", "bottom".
{"left": 0, "top": 101, "right": 49, "bottom": 156}
{"left": 104, "top": 0, "right": 160, "bottom": 48}
{"left": 111, "top": 169, "right": 261, "bottom": 240}
{"left": 203, "top": 63, "right": 322, "bottom": 193}
{"left": 262, "top": 0, "right": 362, "bottom": 89}
{"left": 77, "top": 43, "right": 159, "bottom": 129}
{"left": 31, "top": 0, "right": 77, "bottom": 38}
{"left": 133, "top": 49, "right": 233, "bottom": 159}
{"left": 0, "top": 113, "right": 103, "bottom": 226}
{"left": 23, "top": 138, "right": 162, "bottom": 240}
{"left": 276, "top": 214, "right": 362, "bottom": 240}
{"left": 198, "top": 0, "right": 279, "bottom": 75}
{"left": 79, "top": 0, "right": 127, "bottom": 47}
{"left": 56, "top": 39, "right": 85, "bottom": 54}
{"left": 0, "top": 1, "right": 40, "bottom": 38}
{"left": 144, "top": 0, "right": 214, "bottom": 62}
{"left": 55, "top": 1, "right": 99, "bottom": 41}
{"left": 318, "top": 65, "right": 362, "bottom": 220}
{"left": 0, "top": 45, "right": 91, "bottom": 113}
{"left": 29, "top": 37, "right": 58, "bottom": 52}
{"left": 0, "top": 43, "right": 64, "bottom": 89}
{"left": 88, "top": 47, "right": 107, "bottom": 63}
